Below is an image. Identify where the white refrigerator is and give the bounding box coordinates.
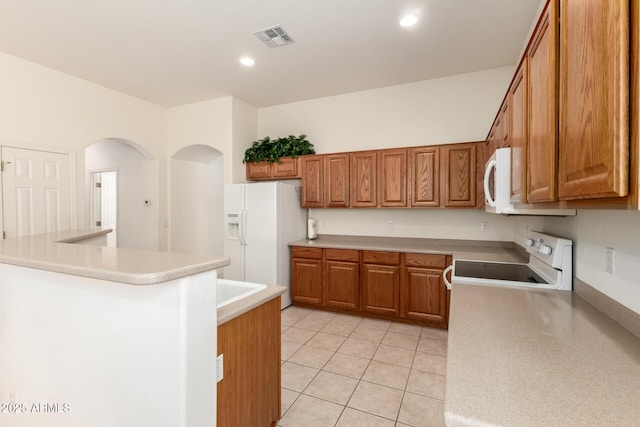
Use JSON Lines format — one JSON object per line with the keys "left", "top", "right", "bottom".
{"left": 223, "top": 181, "right": 306, "bottom": 308}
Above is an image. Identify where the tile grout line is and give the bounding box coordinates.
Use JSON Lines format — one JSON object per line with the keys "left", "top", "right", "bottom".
{"left": 281, "top": 308, "right": 448, "bottom": 426}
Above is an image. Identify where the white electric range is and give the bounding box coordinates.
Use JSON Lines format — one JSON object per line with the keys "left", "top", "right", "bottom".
{"left": 446, "top": 231, "right": 573, "bottom": 291}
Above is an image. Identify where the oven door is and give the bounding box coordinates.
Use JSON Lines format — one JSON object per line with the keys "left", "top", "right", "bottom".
{"left": 450, "top": 259, "right": 562, "bottom": 290}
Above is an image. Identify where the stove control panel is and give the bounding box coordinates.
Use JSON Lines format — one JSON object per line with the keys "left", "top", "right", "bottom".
{"left": 525, "top": 231, "right": 573, "bottom": 269}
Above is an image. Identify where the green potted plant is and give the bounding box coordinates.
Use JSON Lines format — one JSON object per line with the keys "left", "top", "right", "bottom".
{"left": 244, "top": 134, "right": 315, "bottom": 180}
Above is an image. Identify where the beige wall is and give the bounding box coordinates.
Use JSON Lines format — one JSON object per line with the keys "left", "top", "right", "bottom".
{"left": 257, "top": 67, "right": 517, "bottom": 242}
{"left": 0, "top": 51, "right": 166, "bottom": 241}
{"left": 515, "top": 211, "right": 640, "bottom": 314}
{"left": 258, "top": 66, "right": 515, "bottom": 153}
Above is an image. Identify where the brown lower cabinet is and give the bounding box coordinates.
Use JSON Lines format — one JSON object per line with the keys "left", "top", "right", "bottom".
{"left": 217, "top": 297, "right": 281, "bottom": 427}
{"left": 291, "top": 247, "right": 451, "bottom": 329}
{"left": 324, "top": 249, "right": 359, "bottom": 310}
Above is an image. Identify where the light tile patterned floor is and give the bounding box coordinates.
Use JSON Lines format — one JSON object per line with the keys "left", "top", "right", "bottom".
{"left": 278, "top": 306, "right": 448, "bottom": 427}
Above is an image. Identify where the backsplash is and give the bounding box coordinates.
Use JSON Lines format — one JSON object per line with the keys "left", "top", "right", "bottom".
{"left": 514, "top": 210, "right": 640, "bottom": 316}
{"left": 310, "top": 208, "right": 516, "bottom": 242}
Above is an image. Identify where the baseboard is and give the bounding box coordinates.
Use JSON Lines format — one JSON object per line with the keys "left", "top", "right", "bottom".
{"left": 574, "top": 278, "right": 640, "bottom": 338}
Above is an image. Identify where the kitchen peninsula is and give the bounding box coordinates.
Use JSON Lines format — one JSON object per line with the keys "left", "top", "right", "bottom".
{"left": 0, "top": 230, "right": 229, "bottom": 427}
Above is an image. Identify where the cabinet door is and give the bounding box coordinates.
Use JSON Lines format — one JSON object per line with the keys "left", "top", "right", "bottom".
{"left": 301, "top": 156, "right": 324, "bottom": 208}
{"left": 442, "top": 143, "right": 477, "bottom": 207}
{"left": 378, "top": 149, "right": 408, "bottom": 207}
{"left": 510, "top": 60, "right": 529, "bottom": 204}
{"left": 527, "top": 1, "right": 558, "bottom": 203}
{"left": 362, "top": 264, "right": 400, "bottom": 315}
{"left": 409, "top": 147, "right": 440, "bottom": 207}
{"left": 324, "top": 154, "right": 350, "bottom": 207}
{"left": 324, "top": 260, "right": 359, "bottom": 310}
{"left": 245, "top": 161, "right": 271, "bottom": 181}
{"left": 403, "top": 267, "right": 447, "bottom": 325}
{"left": 291, "top": 258, "right": 323, "bottom": 305}
{"left": 351, "top": 151, "right": 377, "bottom": 207}
{"left": 272, "top": 157, "right": 300, "bottom": 179}
{"left": 487, "top": 118, "right": 501, "bottom": 159}
{"left": 558, "top": 0, "right": 629, "bottom": 199}
{"left": 500, "top": 99, "right": 510, "bottom": 148}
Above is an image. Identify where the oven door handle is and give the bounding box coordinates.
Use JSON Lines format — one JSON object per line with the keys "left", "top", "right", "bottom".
{"left": 443, "top": 264, "right": 453, "bottom": 290}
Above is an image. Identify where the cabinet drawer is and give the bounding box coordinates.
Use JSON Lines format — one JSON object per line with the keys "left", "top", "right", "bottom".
{"left": 362, "top": 251, "right": 400, "bottom": 265}
{"left": 291, "top": 247, "right": 322, "bottom": 260}
{"left": 404, "top": 253, "right": 447, "bottom": 269}
{"left": 324, "top": 248, "right": 359, "bottom": 262}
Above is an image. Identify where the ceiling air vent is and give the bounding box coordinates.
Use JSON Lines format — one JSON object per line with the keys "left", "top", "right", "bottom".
{"left": 254, "top": 25, "right": 295, "bottom": 48}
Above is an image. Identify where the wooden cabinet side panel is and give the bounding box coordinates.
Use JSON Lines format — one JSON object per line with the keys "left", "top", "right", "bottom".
{"left": 378, "top": 149, "right": 408, "bottom": 207}
{"left": 325, "top": 154, "right": 350, "bottom": 207}
{"left": 351, "top": 151, "right": 378, "bottom": 207}
{"left": 291, "top": 258, "right": 323, "bottom": 305}
{"left": 511, "top": 61, "right": 529, "bottom": 204}
{"left": 324, "top": 260, "right": 360, "bottom": 310}
{"left": 443, "top": 144, "right": 477, "bottom": 207}
{"left": 558, "top": 0, "right": 629, "bottom": 199}
{"left": 409, "top": 147, "right": 440, "bottom": 207}
{"left": 217, "top": 298, "right": 281, "bottom": 427}
{"left": 362, "top": 264, "right": 400, "bottom": 315}
{"left": 527, "top": 3, "right": 558, "bottom": 203}
{"left": 301, "top": 156, "right": 324, "bottom": 207}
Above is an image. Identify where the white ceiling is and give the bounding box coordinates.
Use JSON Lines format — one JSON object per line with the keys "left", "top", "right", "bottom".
{"left": 0, "top": 0, "right": 540, "bottom": 108}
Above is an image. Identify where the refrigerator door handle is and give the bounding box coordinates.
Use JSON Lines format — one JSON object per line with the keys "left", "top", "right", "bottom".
{"left": 240, "top": 210, "right": 247, "bottom": 246}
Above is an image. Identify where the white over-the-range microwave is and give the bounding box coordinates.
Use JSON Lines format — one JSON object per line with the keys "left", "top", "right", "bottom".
{"left": 483, "top": 148, "right": 576, "bottom": 216}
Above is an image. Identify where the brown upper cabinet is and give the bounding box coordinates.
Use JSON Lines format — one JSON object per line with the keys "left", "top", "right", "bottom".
{"left": 510, "top": 60, "right": 528, "bottom": 205}
{"left": 500, "top": 99, "right": 510, "bottom": 148}
{"left": 487, "top": 116, "right": 501, "bottom": 160}
{"left": 527, "top": 0, "right": 558, "bottom": 203}
{"left": 324, "top": 154, "right": 350, "bottom": 207}
{"left": 443, "top": 143, "right": 478, "bottom": 208}
{"left": 409, "top": 146, "right": 440, "bottom": 207}
{"left": 378, "top": 149, "right": 408, "bottom": 207}
{"left": 351, "top": 151, "right": 378, "bottom": 207}
{"left": 558, "top": 0, "right": 629, "bottom": 200}
{"left": 301, "top": 142, "right": 484, "bottom": 209}
{"left": 246, "top": 157, "right": 301, "bottom": 181}
{"left": 301, "top": 155, "right": 324, "bottom": 207}
{"left": 488, "top": 0, "right": 634, "bottom": 208}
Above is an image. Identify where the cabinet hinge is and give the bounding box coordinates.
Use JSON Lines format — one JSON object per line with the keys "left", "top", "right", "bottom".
{"left": 2, "top": 231, "right": 5, "bottom": 239}
{"left": 95, "top": 221, "right": 102, "bottom": 227}
{"left": 95, "top": 182, "right": 102, "bottom": 188}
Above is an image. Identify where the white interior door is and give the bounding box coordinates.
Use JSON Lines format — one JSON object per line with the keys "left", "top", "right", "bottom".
{"left": 91, "top": 170, "right": 117, "bottom": 247}
{"left": 2, "top": 146, "right": 71, "bottom": 238}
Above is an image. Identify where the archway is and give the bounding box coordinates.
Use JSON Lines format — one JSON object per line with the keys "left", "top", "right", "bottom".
{"left": 170, "top": 145, "right": 224, "bottom": 255}
{"left": 85, "top": 138, "right": 158, "bottom": 250}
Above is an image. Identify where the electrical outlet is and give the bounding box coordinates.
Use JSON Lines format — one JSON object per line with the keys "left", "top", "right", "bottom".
{"left": 387, "top": 220, "right": 393, "bottom": 229}
{"left": 216, "top": 354, "right": 224, "bottom": 382}
{"left": 480, "top": 221, "right": 489, "bottom": 232}
{"left": 605, "top": 247, "right": 615, "bottom": 274}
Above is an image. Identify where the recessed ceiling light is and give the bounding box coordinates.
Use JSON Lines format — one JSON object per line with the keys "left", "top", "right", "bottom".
{"left": 240, "top": 57, "right": 255, "bottom": 66}
{"left": 400, "top": 14, "right": 418, "bottom": 27}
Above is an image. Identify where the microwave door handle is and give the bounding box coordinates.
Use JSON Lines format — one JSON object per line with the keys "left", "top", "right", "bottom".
{"left": 484, "top": 159, "right": 497, "bottom": 208}
{"left": 443, "top": 265, "right": 454, "bottom": 290}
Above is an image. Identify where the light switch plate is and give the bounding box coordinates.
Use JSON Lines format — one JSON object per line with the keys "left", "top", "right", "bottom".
{"left": 216, "top": 354, "right": 224, "bottom": 382}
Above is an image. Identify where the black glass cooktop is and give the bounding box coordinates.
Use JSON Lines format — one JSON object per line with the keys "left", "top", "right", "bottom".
{"left": 455, "top": 260, "right": 548, "bottom": 284}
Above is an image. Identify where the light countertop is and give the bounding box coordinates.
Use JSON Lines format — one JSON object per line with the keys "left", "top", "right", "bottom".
{"left": 445, "top": 284, "right": 640, "bottom": 426}
{"left": 217, "top": 284, "right": 286, "bottom": 325}
{"left": 0, "top": 229, "right": 230, "bottom": 285}
{"left": 289, "top": 235, "right": 528, "bottom": 263}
